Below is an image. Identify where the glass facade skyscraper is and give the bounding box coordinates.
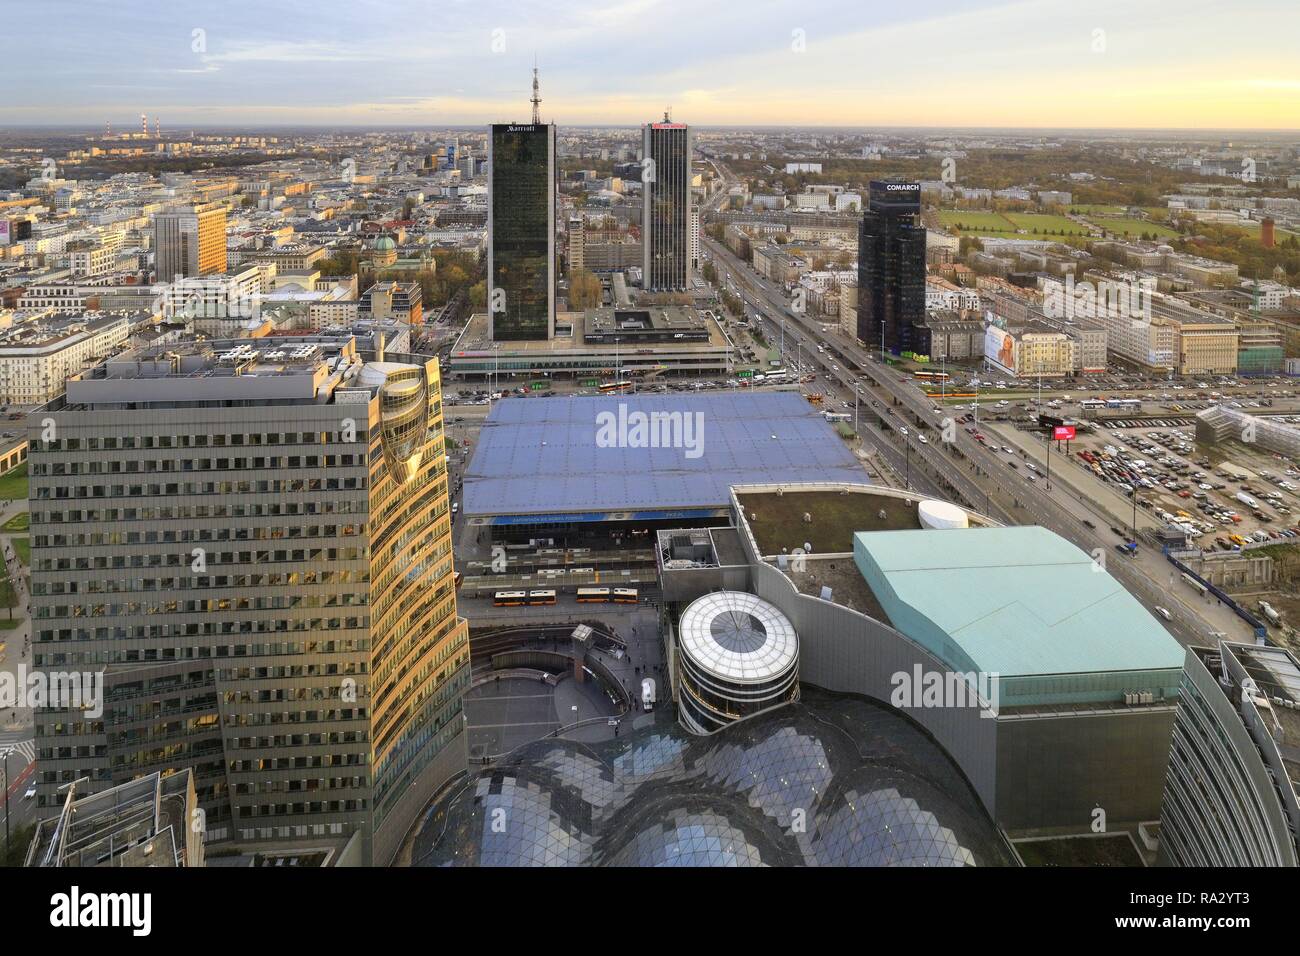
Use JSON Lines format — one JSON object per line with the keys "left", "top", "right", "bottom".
{"left": 857, "top": 181, "right": 926, "bottom": 354}
{"left": 488, "top": 123, "right": 556, "bottom": 341}
{"left": 642, "top": 120, "right": 692, "bottom": 292}
{"left": 28, "top": 337, "right": 470, "bottom": 865}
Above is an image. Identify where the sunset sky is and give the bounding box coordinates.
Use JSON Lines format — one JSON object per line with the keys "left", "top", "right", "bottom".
{"left": 3, "top": 0, "right": 1298, "bottom": 129}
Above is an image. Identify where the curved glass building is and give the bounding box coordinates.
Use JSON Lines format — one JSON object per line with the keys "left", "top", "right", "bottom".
{"left": 410, "top": 692, "right": 1012, "bottom": 867}
{"left": 676, "top": 591, "right": 799, "bottom": 734}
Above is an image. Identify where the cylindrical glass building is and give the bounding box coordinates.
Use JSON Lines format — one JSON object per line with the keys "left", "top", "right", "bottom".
{"left": 676, "top": 591, "right": 799, "bottom": 734}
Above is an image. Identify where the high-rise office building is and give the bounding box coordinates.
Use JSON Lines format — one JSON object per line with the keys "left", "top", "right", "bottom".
{"left": 488, "top": 122, "right": 555, "bottom": 340}
{"left": 28, "top": 336, "right": 470, "bottom": 865}
{"left": 642, "top": 117, "right": 692, "bottom": 291}
{"left": 857, "top": 181, "right": 926, "bottom": 354}
{"left": 1159, "top": 640, "right": 1300, "bottom": 866}
{"left": 153, "top": 203, "right": 228, "bottom": 280}
{"left": 488, "top": 71, "right": 555, "bottom": 341}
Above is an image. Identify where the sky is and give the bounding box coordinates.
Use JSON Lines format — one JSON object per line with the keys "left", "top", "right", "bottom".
{"left": 2, "top": 0, "right": 1298, "bottom": 130}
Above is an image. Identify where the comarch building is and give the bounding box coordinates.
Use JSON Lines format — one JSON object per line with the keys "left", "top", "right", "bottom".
{"left": 28, "top": 336, "right": 469, "bottom": 865}
{"left": 657, "top": 483, "right": 1185, "bottom": 835}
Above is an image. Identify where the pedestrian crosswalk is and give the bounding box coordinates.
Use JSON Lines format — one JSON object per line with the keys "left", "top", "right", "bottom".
{"left": 0, "top": 735, "right": 34, "bottom": 767}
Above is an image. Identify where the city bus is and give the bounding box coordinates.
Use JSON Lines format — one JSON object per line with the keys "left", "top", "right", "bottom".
{"left": 576, "top": 587, "right": 612, "bottom": 603}
{"left": 599, "top": 381, "right": 632, "bottom": 393}
{"left": 914, "top": 370, "right": 950, "bottom": 383}
{"left": 492, "top": 590, "right": 528, "bottom": 607}
{"left": 612, "top": 587, "right": 639, "bottom": 604}
{"left": 526, "top": 589, "right": 557, "bottom": 605}
{"left": 1105, "top": 398, "right": 1142, "bottom": 410}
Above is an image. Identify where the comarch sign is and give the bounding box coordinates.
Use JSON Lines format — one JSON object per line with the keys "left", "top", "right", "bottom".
{"left": 870, "top": 181, "right": 921, "bottom": 210}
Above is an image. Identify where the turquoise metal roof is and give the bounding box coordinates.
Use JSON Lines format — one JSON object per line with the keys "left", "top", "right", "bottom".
{"left": 853, "top": 526, "right": 1185, "bottom": 679}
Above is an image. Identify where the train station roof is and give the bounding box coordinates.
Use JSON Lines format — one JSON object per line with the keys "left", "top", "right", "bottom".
{"left": 463, "top": 392, "right": 865, "bottom": 521}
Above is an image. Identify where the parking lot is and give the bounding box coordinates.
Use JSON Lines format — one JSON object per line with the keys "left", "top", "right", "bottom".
{"left": 1059, "top": 420, "right": 1300, "bottom": 550}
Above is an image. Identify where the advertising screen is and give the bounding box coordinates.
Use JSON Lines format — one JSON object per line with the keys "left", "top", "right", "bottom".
{"left": 984, "top": 325, "right": 1017, "bottom": 374}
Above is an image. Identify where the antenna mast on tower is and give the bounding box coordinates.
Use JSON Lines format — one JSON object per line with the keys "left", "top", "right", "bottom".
{"left": 530, "top": 62, "right": 542, "bottom": 124}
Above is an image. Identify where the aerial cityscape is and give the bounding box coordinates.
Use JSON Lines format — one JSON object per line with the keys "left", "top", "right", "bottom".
{"left": 1, "top": 0, "right": 1298, "bottom": 922}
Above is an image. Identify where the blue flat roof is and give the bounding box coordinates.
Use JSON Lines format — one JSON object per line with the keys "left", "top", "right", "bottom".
{"left": 463, "top": 392, "right": 865, "bottom": 518}
{"left": 853, "top": 526, "right": 1186, "bottom": 679}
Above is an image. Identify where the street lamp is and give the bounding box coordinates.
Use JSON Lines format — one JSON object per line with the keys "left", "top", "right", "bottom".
{"left": 1, "top": 746, "right": 12, "bottom": 861}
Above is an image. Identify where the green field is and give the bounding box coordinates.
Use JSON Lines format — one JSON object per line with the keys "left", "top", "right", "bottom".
{"left": 0, "top": 464, "right": 27, "bottom": 502}
{"left": 11, "top": 536, "right": 28, "bottom": 566}
{"left": 1091, "top": 217, "right": 1180, "bottom": 239}
{"left": 1003, "top": 213, "right": 1090, "bottom": 236}
{"left": 1070, "top": 204, "right": 1127, "bottom": 215}
{"left": 938, "top": 210, "right": 1013, "bottom": 232}
{"left": 2, "top": 512, "right": 28, "bottom": 533}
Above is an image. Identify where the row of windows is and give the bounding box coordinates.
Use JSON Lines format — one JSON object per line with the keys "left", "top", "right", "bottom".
{"left": 37, "top": 570, "right": 368, "bottom": 596}
{"left": 36, "top": 591, "right": 369, "bottom": 619}
{"left": 35, "top": 430, "right": 366, "bottom": 452}
{"left": 36, "top": 523, "right": 363, "bottom": 548}
{"left": 33, "top": 454, "right": 364, "bottom": 476}
{"left": 226, "top": 731, "right": 366, "bottom": 757}
{"left": 238, "top": 799, "right": 366, "bottom": 818}
{"left": 34, "top": 499, "right": 363, "bottom": 520}
{"left": 228, "top": 750, "right": 364, "bottom": 773}
{"left": 234, "top": 776, "right": 368, "bottom": 796}
{"left": 37, "top": 546, "right": 364, "bottom": 573}
{"left": 39, "top": 631, "right": 367, "bottom": 651}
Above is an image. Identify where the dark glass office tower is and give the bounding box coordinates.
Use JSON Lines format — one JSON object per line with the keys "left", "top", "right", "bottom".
{"left": 488, "top": 123, "right": 556, "bottom": 341}
{"left": 642, "top": 120, "right": 692, "bottom": 291}
{"left": 857, "top": 181, "right": 926, "bottom": 354}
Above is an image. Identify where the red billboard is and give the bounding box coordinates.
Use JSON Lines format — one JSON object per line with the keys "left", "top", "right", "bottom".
{"left": 1053, "top": 425, "right": 1076, "bottom": 441}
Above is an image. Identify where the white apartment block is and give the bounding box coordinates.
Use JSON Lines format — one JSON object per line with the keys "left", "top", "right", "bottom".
{"left": 0, "top": 316, "right": 131, "bottom": 405}
{"left": 69, "top": 245, "right": 116, "bottom": 277}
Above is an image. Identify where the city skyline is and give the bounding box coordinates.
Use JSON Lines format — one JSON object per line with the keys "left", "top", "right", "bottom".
{"left": 3, "top": 0, "right": 1299, "bottom": 130}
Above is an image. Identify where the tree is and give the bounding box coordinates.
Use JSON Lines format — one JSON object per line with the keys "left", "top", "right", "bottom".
{"left": 568, "top": 269, "right": 603, "bottom": 310}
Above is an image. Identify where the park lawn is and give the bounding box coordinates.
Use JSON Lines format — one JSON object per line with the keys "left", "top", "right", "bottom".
{"left": 938, "top": 210, "right": 1014, "bottom": 232}
{"left": 2, "top": 512, "right": 28, "bottom": 533}
{"left": 1003, "top": 213, "right": 1089, "bottom": 236}
{"left": 0, "top": 463, "right": 27, "bottom": 502}
{"left": 11, "top": 536, "right": 29, "bottom": 566}
{"left": 1090, "top": 217, "right": 1180, "bottom": 239}
{"left": 971, "top": 231, "right": 1073, "bottom": 241}
{"left": 1069, "top": 204, "right": 1126, "bottom": 215}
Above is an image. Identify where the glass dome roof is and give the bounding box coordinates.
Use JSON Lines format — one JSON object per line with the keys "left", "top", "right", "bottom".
{"left": 410, "top": 691, "right": 1012, "bottom": 867}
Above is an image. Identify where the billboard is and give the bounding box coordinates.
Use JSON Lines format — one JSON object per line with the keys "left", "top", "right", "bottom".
{"left": 1053, "top": 425, "right": 1077, "bottom": 441}
{"left": 984, "top": 325, "right": 1017, "bottom": 374}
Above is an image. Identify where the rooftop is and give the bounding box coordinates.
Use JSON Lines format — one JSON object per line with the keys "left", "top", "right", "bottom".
{"left": 737, "top": 487, "right": 946, "bottom": 556}
{"left": 451, "top": 307, "right": 730, "bottom": 355}
{"left": 853, "top": 526, "right": 1185, "bottom": 682}
{"left": 463, "top": 393, "right": 866, "bottom": 520}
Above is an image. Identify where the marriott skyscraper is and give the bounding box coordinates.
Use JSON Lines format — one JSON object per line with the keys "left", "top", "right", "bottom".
{"left": 642, "top": 117, "right": 692, "bottom": 292}
{"left": 488, "top": 71, "right": 557, "bottom": 341}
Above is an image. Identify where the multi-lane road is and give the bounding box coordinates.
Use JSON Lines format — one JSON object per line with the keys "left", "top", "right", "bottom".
{"left": 702, "top": 233, "right": 1256, "bottom": 648}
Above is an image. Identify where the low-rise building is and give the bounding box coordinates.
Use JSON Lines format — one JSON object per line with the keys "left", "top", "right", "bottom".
{"left": 0, "top": 313, "right": 132, "bottom": 404}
